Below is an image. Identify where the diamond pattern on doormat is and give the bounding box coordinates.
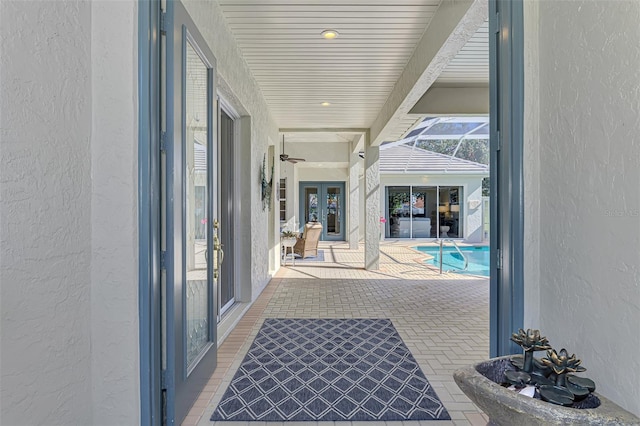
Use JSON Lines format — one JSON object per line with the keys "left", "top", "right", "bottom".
{"left": 211, "top": 318, "right": 450, "bottom": 421}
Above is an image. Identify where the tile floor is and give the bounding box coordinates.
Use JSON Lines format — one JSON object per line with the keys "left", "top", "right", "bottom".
{"left": 183, "top": 242, "right": 490, "bottom": 426}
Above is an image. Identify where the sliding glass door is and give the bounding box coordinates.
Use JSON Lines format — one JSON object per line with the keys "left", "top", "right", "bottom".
{"left": 386, "top": 185, "right": 464, "bottom": 239}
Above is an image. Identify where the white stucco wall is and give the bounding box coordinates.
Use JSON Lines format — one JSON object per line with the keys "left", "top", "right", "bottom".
{"left": 380, "top": 175, "right": 485, "bottom": 242}
{"left": 287, "top": 142, "right": 350, "bottom": 165}
{"left": 525, "top": 0, "right": 640, "bottom": 415}
{"left": 2, "top": 2, "right": 140, "bottom": 424}
{"left": 522, "top": 0, "right": 541, "bottom": 330}
{"left": 349, "top": 154, "right": 361, "bottom": 249}
{"left": 0, "top": 1, "right": 93, "bottom": 424}
{"left": 297, "top": 168, "right": 349, "bottom": 182}
{"left": 90, "top": 1, "right": 139, "bottom": 424}
{"left": 182, "top": 1, "right": 279, "bottom": 297}
{"left": 359, "top": 174, "right": 366, "bottom": 241}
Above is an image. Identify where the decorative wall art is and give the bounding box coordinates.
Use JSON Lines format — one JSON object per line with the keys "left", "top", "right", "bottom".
{"left": 260, "top": 153, "right": 273, "bottom": 211}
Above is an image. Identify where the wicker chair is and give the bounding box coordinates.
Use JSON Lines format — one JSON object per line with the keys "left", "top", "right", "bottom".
{"left": 293, "top": 222, "right": 323, "bottom": 259}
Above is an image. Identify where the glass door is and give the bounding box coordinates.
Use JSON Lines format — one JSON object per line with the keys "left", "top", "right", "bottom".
{"left": 299, "top": 182, "right": 345, "bottom": 240}
{"left": 303, "top": 185, "right": 319, "bottom": 223}
{"left": 324, "top": 184, "right": 343, "bottom": 240}
{"left": 218, "top": 108, "right": 235, "bottom": 317}
{"left": 411, "top": 186, "right": 433, "bottom": 238}
{"left": 386, "top": 186, "right": 410, "bottom": 238}
{"left": 163, "top": 1, "right": 218, "bottom": 423}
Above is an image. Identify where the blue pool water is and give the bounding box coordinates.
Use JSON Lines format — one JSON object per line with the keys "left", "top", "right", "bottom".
{"left": 414, "top": 245, "right": 490, "bottom": 276}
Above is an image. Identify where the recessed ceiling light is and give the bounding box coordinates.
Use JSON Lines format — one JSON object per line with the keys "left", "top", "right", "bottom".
{"left": 321, "top": 29, "right": 339, "bottom": 39}
{"left": 321, "top": 102, "right": 331, "bottom": 106}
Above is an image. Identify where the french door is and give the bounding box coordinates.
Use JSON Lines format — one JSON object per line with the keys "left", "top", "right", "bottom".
{"left": 163, "top": 1, "right": 219, "bottom": 423}
{"left": 299, "top": 182, "right": 345, "bottom": 241}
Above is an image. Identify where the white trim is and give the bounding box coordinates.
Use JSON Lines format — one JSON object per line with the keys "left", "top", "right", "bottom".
{"left": 218, "top": 93, "right": 240, "bottom": 119}
{"left": 381, "top": 171, "right": 489, "bottom": 175}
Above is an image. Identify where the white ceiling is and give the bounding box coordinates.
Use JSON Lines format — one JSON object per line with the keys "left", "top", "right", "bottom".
{"left": 217, "top": 0, "right": 488, "bottom": 144}
{"left": 436, "top": 20, "right": 489, "bottom": 85}
{"left": 282, "top": 132, "right": 361, "bottom": 144}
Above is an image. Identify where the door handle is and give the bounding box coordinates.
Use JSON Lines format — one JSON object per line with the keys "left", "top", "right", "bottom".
{"left": 213, "top": 219, "right": 224, "bottom": 279}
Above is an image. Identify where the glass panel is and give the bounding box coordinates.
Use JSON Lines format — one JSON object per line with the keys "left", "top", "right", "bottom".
{"left": 426, "top": 121, "right": 487, "bottom": 136}
{"left": 279, "top": 178, "right": 286, "bottom": 222}
{"left": 483, "top": 197, "right": 490, "bottom": 241}
{"left": 470, "top": 124, "right": 490, "bottom": 136}
{"left": 326, "top": 186, "right": 341, "bottom": 236}
{"left": 456, "top": 138, "right": 490, "bottom": 165}
{"left": 185, "top": 41, "right": 210, "bottom": 368}
{"left": 427, "top": 187, "right": 439, "bottom": 238}
{"left": 219, "top": 109, "right": 234, "bottom": 313}
{"left": 387, "top": 186, "right": 410, "bottom": 238}
{"left": 411, "top": 187, "right": 432, "bottom": 238}
{"left": 438, "top": 186, "right": 464, "bottom": 239}
{"left": 438, "top": 187, "right": 449, "bottom": 238}
{"left": 305, "top": 188, "right": 318, "bottom": 223}
{"left": 449, "top": 187, "right": 463, "bottom": 238}
{"left": 405, "top": 125, "right": 427, "bottom": 138}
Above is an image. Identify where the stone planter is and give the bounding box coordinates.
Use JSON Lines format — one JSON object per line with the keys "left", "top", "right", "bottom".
{"left": 453, "top": 356, "right": 640, "bottom": 426}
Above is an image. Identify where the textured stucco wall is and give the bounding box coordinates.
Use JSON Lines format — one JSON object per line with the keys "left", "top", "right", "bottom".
{"left": 182, "top": 1, "right": 279, "bottom": 297}
{"left": 1, "top": 2, "right": 140, "bottom": 424}
{"left": 90, "top": 1, "right": 139, "bottom": 424}
{"left": 349, "top": 154, "right": 361, "bottom": 249}
{"left": 0, "top": 1, "right": 93, "bottom": 424}
{"left": 523, "top": 0, "right": 541, "bottom": 330}
{"left": 287, "top": 142, "right": 350, "bottom": 164}
{"left": 297, "top": 168, "right": 349, "bottom": 182}
{"left": 364, "top": 144, "right": 380, "bottom": 269}
{"left": 533, "top": 0, "right": 640, "bottom": 415}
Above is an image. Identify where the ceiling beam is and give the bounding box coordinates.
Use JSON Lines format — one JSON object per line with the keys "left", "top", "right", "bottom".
{"left": 369, "top": 0, "right": 488, "bottom": 145}
{"left": 351, "top": 133, "right": 366, "bottom": 153}
{"left": 410, "top": 85, "right": 489, "bottom": 115}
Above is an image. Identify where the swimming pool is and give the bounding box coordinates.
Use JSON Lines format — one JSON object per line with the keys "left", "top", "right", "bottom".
{"left": 414, "top": 245, "right": 490, "bottom": 276}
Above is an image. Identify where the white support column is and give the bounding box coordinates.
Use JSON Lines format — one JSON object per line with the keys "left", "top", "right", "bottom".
{"left": 364, "top": 139, "right": 380, "bottom": 270}
{"left": 349, "top": 153, "right": 360, "bottom": 250}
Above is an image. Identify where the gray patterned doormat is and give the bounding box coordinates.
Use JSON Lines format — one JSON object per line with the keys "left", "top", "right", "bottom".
{"left": 211, "top": 318, "right": 450, "bottom": 421}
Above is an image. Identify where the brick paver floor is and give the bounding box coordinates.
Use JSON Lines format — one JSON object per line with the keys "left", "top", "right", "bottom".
{"left": 184, "top": 241, "right": 490, "bottom": 426}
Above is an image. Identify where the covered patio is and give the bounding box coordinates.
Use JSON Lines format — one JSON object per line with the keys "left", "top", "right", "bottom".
{"left": 3, "top": 1, "right": 639, "bottom": 425}
{"left": 183, "top": 241, "right": 490, "bottom": 425}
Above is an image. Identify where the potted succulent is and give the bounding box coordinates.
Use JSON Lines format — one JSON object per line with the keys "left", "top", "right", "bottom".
{"left": 453, "top": 329, "right": 640, "bottom": 425}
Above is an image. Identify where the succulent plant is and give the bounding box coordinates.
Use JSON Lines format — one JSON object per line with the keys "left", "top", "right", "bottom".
{"left": 510, "top": 329, "right": 551, "bottom": 373}
{"left": 511, "top": 329, "right": 552, "bottom": 352}
{"left": 504, "top": 370, "right": 530, "bottom": 388}
{"left": 541, "top": 348, "right": 586, "bottom": 386}
{"left": 505, "top": 329, "right": 596, "bottom": 406}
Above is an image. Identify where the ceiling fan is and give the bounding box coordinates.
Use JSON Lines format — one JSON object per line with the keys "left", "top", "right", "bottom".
{"left": 279, "top": 135, "right": 306, "bottom": 163}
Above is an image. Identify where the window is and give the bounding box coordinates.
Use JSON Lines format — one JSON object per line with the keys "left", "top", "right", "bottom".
{"left": 279, "top": 178, "right": 286, "bottom": 221}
